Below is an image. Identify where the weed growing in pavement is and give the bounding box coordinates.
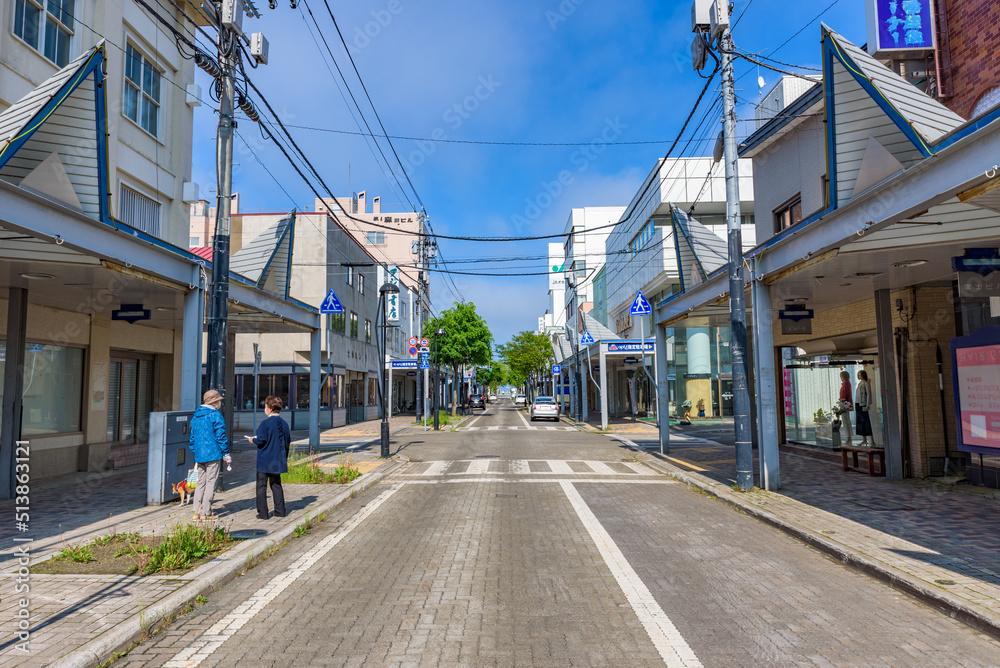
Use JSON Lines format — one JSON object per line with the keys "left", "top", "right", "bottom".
{"left": 284, "top": 453, "right": 337, "bottom": 484}
{"left": 57, "top": 542, "right": 95, "bottom": 563}
{"left": 334, "top": 453, "right": 362, "bottom": 485}
{"left": 144, "top": 525, "right": 231, "bottom": 574}
{"left": 196, "top": 595, "right": 207, "bottom": 605}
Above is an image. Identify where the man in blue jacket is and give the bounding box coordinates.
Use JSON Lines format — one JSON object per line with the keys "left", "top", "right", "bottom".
{"left": 245, "top": 395, "right": 290, "bottom": 519}
{"left": 188, "top": 389, "right": 231, "bottom": 520}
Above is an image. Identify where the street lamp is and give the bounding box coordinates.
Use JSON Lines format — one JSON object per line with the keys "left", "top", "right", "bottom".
{"left": 378, "top": 281, "right": 400, "bottom": 457}
{"left": 433, "top": 328, "right": 445, "bottom": 430}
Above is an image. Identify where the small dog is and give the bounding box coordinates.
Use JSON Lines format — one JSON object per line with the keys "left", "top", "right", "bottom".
{"left": 172, "top": 469, "right": 197, "bottom": 505}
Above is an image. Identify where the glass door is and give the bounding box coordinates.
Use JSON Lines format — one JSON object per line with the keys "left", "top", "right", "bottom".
{"left": 107, "top": 355, "right": 153, "bottom": 444}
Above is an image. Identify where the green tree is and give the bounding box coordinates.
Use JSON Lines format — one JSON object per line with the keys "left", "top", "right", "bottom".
{"left": 423, "top": 303, "right": 493, "bottom": 415}
{"left": 497, "top": 331, "right": 554, "bottom": 401}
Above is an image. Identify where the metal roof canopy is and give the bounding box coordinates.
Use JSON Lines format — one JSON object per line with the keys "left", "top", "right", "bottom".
{"left": 658, "top": 27, "right": 1000, "bottom": 328}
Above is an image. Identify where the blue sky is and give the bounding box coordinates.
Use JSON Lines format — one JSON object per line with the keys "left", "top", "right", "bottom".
{"left": 190, "top": 0, "right": 867, "bottom": 346}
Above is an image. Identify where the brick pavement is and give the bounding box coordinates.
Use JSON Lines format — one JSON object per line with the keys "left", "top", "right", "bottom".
{"left": 617, "top": 428, "right": 1000, "bottom": 637}
{"left": 114, "top": 416, "right": 1000, "bottom": 667}
{"left": 0, "top": 424, "right": 399, "bottom": 667}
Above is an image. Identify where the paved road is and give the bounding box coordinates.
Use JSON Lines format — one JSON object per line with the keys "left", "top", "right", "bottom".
{"left": 121, "top": 400, "right": 1000, "bottom": 667}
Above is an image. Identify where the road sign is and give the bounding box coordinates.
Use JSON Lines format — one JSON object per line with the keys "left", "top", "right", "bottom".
{"left": 552, "top": 365, "right": 561, "bottom": 374}
{"left": 580, "top": 330, "right": 595, "bottom": 346}
{"left": 419, "top": 346, "right": 430, "bottom": 353}
{"left": 408, "top": 336, "right": 418, "bottom": 346}
{"left": 419, "top": 360, "right": 430, "bottom": 370}
{"left": 320, "top": 289, "right": 344, "bottom": 314}
{"left": 629, "top": 290, "right": 652, "bottom": 316}
{"left": 408, "top": 346, "right": 418, "bottom": 356}
{"left": 420, "top": 338, "right": 429, "bottom": 347}
{"left": 420, "top": 352, "right": 429, "bottom": 361}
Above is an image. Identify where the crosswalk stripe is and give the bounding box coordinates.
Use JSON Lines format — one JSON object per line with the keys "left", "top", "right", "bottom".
{"left": 623, "top": 462, "right": 649, "bottom": 474}
{"left": 488, "top": 426, "right": 499, "bottom": 431}
{"left": 546, "top": 460, "right": 574, "bottom": 474}
{"left": 423, "top": 461, "right": 448, "bottom": 476}
{"left": 510, "top": 460, "right": 530, "bottom": 474}
{"left": 588, "top": 462, "right": 618, "bottom": 475}
{"left": 466, "top": 460, "right": 490, "bottom": 475}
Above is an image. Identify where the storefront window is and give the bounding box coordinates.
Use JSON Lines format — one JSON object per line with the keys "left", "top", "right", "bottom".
{"left": 336, "top": 374, "right": 345, "bottom": 408}
{"left": 295, "top": 374, "right": 310, "bottom": 409}
{"left": 0, "top": 341, "right": 84, "bottom": 435}
{"left": 368, "top": 378, "right": 376, "bottom": 406}
{"left": 781, "top": 353, "right": 881, "bottom": 449}
{"left": 239, "top": 373, "right": 291, "bottom": 411}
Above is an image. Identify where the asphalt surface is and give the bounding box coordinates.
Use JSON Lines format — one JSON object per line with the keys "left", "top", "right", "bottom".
{"left": 119, "top": 400, "right": 1000, "bottom": 667}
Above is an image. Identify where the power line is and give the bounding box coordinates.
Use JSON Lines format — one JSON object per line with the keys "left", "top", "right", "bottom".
{"left": 321, "top": 0, "right": 424, "bottom": 212}
{"left": 283, "top": 124, "right": 725, "bottom": 147}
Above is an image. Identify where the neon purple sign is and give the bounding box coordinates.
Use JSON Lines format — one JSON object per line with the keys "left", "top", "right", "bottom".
{"left": 875, "top": 0, "right": 935, "bottom": 51}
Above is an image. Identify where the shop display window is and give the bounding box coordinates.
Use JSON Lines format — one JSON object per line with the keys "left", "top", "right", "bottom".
{"left": 0, "top": 341, "right": 84, "bottom": 435}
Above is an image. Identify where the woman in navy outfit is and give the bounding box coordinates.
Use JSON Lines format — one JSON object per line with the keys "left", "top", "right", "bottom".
{"left": 245, "top": 395, "right": 291, "bottom": 519}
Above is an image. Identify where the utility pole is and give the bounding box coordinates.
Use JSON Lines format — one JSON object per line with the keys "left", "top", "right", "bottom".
{"left": 206, "top": 4, "right": 238, "bottom": 398}
{"left": 718, "top": 19, "right": 753, "bottom": 491}
{"left": 414, "top": 212, "right": 425, "bottom": 421}
{"left": 691, "top": 2, "right": 752, "bottom": 490}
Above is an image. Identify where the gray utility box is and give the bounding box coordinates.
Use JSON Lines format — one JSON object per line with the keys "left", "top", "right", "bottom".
{"left": 147, "top": 411, "right": 194, "bottom": 505}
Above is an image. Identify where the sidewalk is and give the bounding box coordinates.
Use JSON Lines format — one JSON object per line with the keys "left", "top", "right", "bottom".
{"left": 0, "top": 420, "right": 409, "bottom": 667}
{"left": 611, "top": 425, "right": 1000, "bottom": 639}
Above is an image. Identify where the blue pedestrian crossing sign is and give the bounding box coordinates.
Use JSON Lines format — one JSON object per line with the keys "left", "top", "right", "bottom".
{"left": 320, "top": 289, "right": 344, "bottom": 314}
{"left": 629, "top": 290, "right": 652, "bottom": 316}
{"left": 580, "top": 330, "right": 595, "bottom": 346}
{"left": 419, "top": 360, "right": 430, "bottom": 370}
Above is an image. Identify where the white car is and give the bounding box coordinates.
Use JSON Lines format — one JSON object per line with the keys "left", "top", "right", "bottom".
{"left": 489, "top": 394, "right": 497, "bottom": 402}
{"left": 530, "top": 396, "right": 560, "bottom": 421}
{"left": 515, "top": 394, "right": 527, "bottom": 406}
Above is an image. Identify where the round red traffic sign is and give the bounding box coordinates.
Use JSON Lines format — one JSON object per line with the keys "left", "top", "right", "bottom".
{"left": 408, "top": 336, "right": 418, "bottom": 346}
{"left": 420, "top": 338, "right": 430, "bottom": 347}
{"left": 408, "top": 346, "right": 418, "bottom": 356}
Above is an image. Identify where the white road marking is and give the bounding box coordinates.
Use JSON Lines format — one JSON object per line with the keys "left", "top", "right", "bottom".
{"left": 401, "top": 460, "right": 663, "bottom": 478}
{"left": 467, "top": 426, "right": 480, "bottom": 431}
{"left": 488, "top": 426, "right": 500, "bottom": 431}
{"left": 406, "top": 478, "right": 673, "bottom": 485}
{"left": 560, "top": 481, "right": 702, "bottom": 667}
{"left": 423, "top": 461, "right": 449, "bottom": 476}
{"left": 546, "top": 460, "right": 574, "bottom": 474}
{"left": 164, "top": 485, "right": 401, "bottom": 668}
{"left": 465, "top": 414, "right": 483, "bottom": 429}
{"left": 588, "top": 462, "right": 618, "bottom": 475}
{"left": 515, "top": 409, "right": 534, "bottom": 429}
{"left": 466, "top": 459, "right": 490, "bottom": 475}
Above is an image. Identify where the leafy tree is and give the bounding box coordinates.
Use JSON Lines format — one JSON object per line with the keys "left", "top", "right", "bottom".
{"left": 423, "top": 303, "right": 493, "bottom": 415}
{"left": 497, "top": 331, "right": 554, "bottom": 401}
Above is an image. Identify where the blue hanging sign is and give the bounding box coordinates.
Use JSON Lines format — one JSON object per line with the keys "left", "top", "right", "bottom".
{"left": 552, "top": 365, "right": 561, "bottom": 374}
{"left": 629, "top": 290, "right": 652, "bottom": 316}
{"left": 391, "top": 360, "right": 418, "bottom": 369}
{"left": 953, "top": 249, "right": 1000, "bottom": 276}
{"left": 779, "top": 305, "right": 814, "bottom": 321}
{"left": 112, "top": 304, "right": 150, "bottom": 324}
{"left": 580, "top": 330, "right": 595, "bottom": 346}
{"left": 320, "top": 289, "right": 344, "bottom": 314}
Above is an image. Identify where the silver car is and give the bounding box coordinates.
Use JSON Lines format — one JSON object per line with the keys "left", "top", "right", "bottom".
{"left": 530, "top": 396, "right": 560, "bottom": 421}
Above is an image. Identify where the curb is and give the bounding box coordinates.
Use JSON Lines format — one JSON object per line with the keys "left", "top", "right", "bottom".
{"left": 635, "top": 453, "right": 1000, "bottom": 642}
{"left": 50, "top": 459, "right": 404, "bottom": 668}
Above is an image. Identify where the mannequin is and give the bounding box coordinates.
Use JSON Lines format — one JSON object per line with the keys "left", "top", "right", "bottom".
{"left": 839, "top": 370, "right": 853, "bottom": 446}
{"left": 855, "top": 369, "right": 874, "bottom": 446}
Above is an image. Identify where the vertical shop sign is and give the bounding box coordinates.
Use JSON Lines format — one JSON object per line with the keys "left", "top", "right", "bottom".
{"left": 783, "top": 369, "right": 796, "bottom": 418}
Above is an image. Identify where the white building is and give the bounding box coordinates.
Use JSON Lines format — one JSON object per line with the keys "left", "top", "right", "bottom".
{"left": 562, "top": 206, "right": 625, "bottom": 327}
{"left": 1, "top": 0, "right": 199, "bottom": 246}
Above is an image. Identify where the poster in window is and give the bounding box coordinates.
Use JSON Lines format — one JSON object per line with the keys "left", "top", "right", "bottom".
{"left": 951, "top": 326, "right": 1000, "bottom": 454}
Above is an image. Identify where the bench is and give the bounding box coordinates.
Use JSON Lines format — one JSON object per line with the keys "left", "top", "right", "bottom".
{"left": 841, "top": 445, "right": 886, "bottom": 476}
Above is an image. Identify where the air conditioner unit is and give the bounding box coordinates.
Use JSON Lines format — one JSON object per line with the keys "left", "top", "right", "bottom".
{"left": 182, "top": 181, "right": 199, "bottom": 203}
{"left": 221, "top": 0, "right": 243, "bottom": 35}
{"left": 250, "top": 33, "right": 268, "bottom": 65}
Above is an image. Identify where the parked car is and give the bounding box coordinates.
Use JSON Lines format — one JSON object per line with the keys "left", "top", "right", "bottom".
{"left": 514, "top": 394, "right": 527, "bottom": 406}
{"left": 489, "top": 393, "right": 497, "bottom": 402}
{"left": 530, "top": 396, "right": 560, "bottom": 421}
{"left": 469, "top": 394, "right": 485, "bottom": 410}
